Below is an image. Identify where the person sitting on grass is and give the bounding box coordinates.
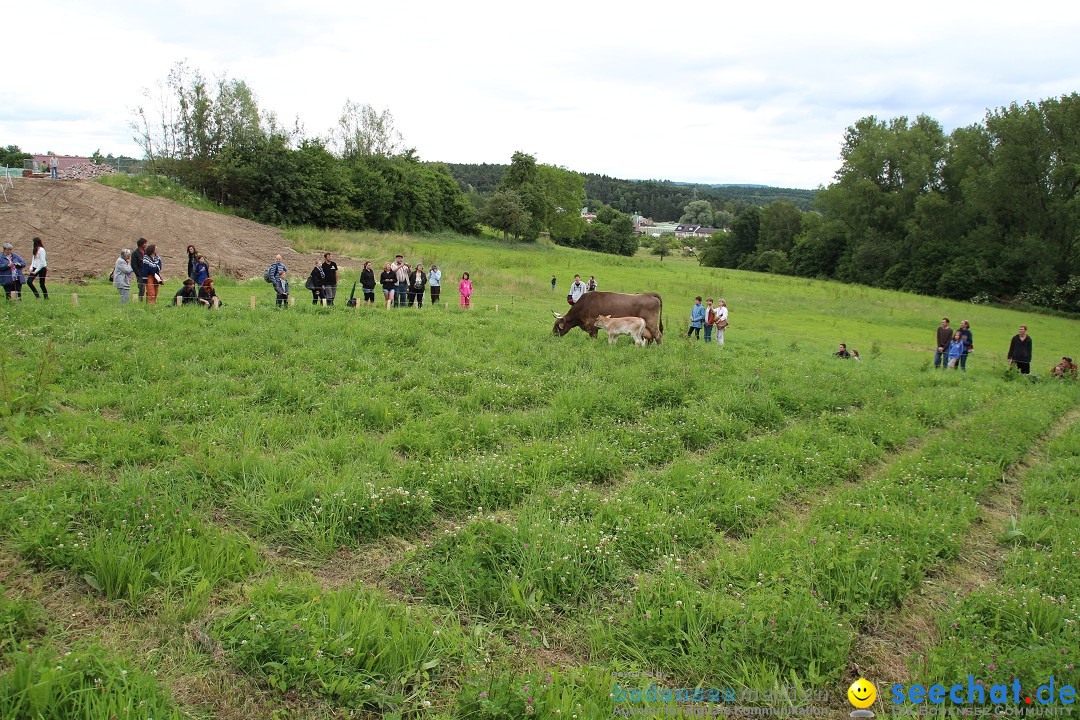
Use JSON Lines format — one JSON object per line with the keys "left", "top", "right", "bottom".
{"left": 198, "top": 278, "right": 219, "bottom": 308}
{"left": 1051, "top": 356, "right": 1078, "bottom": 380}
{"left": 835, "top": 343, "right": 852, "bottom": 359}
{"left": 174, "top": 278, "right": 199, "bottom": 305}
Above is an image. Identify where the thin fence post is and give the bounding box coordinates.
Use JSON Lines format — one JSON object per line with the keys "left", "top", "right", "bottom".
{"left": 71, "top": 293, "right": 78, "bottom": 305}
{"left": 250, "top": 296, "right": 256, "bottom": 310}
{"left": 288, "top": 296, "right": 295, "bottom": 307}
{"left": 213, "top": 297, "right": 221, "bottom": 309}
{"left": 175, "top": 295, "right": 182, "bottom": 306}
{"left": 321, "top": 298, "right": 327, "bottom": 306}
{"left": 495, "top": 304, "right": 499, "bottom": 312}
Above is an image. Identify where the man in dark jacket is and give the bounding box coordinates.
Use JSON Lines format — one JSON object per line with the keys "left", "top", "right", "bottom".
{"left": 934, "top": 317, "right": 953, "bottom": 369}
{"left": 1007, "top": 325, "right": 1033, "bottom": 375}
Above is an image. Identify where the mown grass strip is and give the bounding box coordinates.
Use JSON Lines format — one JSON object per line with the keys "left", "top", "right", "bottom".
{"left": 591, "top": 386, "right": 1075, "bottom": 694}
{"left": 912, "top": 417, "right": 1080, "bottom": 698}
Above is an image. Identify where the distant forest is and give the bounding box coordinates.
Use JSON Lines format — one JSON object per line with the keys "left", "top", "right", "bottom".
{"left": 444, "top": 163, "right": 817, "bottom": 221}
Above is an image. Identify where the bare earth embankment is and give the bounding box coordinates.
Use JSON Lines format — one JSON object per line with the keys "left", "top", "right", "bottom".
{"left": 0, "top": 178, "right": 304, "bottom": 281}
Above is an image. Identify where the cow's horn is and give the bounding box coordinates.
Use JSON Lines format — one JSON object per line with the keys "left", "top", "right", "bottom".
{"left": 552, "top": 311, "right": 564, "bottom": 319}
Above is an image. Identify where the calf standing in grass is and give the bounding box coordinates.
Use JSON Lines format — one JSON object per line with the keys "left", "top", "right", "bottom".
{"left": 594, "top": 314, "right": 647, "bottom": 346}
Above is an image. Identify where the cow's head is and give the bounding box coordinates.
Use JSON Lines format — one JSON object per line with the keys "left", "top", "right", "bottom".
{"left": 594, "top": 314, "right": 611, "bottom": 329}
{"left": 552, "top": 310, "right": 571, "bottom": 336}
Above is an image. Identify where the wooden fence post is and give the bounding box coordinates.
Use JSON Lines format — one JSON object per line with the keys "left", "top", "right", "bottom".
{"left": 71, "top": 293, "right": 78, "bottom": 305}
{"left": 250, "top": 296, "right": 256, "bottom": 310}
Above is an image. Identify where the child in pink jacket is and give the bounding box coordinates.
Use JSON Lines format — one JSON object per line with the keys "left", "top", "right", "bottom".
{"left": 458, "top": 272, "right": 472, "bottom": 308}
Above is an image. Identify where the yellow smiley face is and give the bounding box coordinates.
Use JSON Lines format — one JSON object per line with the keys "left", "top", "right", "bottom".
{"left": 848, "top": 678, "right": 877, "bottom": 709}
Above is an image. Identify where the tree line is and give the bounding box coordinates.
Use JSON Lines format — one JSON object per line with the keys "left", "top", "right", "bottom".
{"left": 446, "top": 162, "right": 817, "bottom": 221}
{"left": 695, "top": 94, "right": 1080, "bottom": 311}
{"left": 130, "top": 63, "right": 475, "bottom": 234}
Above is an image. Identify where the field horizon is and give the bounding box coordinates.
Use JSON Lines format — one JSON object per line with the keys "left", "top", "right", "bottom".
{"left": 2, "top": 224, "right": 1078, "bottom": 719}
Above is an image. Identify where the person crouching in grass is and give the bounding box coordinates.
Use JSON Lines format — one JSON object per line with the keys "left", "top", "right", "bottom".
{"left": 174, "top": 278, "right": 199, "bottom": 305}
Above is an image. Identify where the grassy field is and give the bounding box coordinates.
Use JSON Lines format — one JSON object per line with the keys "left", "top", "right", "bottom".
{"left": 1, "top": 228, "right": 1079, "bottom": 719}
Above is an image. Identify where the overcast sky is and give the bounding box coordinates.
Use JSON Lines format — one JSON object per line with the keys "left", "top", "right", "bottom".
{"left": 4, "top": 0, "right": 1079, "bottom": 189}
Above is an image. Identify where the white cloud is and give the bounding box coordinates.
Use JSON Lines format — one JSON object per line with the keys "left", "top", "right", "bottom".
{"left": 3, "top": 0, "right": 1078, "bottom": 187}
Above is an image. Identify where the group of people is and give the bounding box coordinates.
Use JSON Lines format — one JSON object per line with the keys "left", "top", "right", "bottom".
{"left": 265, "top": 253, "right": 473, "bottom": 309}
{"left": 1, "top": 238, "right": 48, "bottom": 300}
{"left": 835, "top": 343, "right": 861, "bottom": 361}
{"left": 563, "top": 274, "right": 598, "bottom": 303}
{"left": 933, "top": 318, "right": 975, "bottom": 371}
{"left": 111, "top": 242, "right": 219, "bottom": 307}
{"left": 687, "top": 296, "right": 729, "bottom": 345}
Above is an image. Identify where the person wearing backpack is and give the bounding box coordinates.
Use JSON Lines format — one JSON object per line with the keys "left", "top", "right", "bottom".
{"left": 267, "top": 255, "right": 289, "bottom": 307}
{"left": 306, "top": 258, "right": 325, "bottom": 305}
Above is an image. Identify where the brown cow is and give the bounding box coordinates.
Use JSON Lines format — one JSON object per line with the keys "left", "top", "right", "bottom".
{"left": 552, "top": 291, "right": 663, "bottom": 344}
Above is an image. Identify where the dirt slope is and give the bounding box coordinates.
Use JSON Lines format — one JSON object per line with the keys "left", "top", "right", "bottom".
{"left": 0, "top": 178, "right": 307, "bottom": 281}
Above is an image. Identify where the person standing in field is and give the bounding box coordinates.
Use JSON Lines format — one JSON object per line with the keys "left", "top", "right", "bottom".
{"left": 551, "top": 275, "right": 556, "bottom": 291}
{"left": 0, "top": 242, "right": 26, "bottom": 300}
{"left": 934, "top": 317, "right": 953, "bottom": 369}
{"left": 459, "top": 272, "right": 473, "bottom": 309}
{"left": 714, "top": 299, "right": 728, "bottom": 346}
{"left": 947, "top": 331, "right": 966, "bottom": 369}
{"left": 380, "top": 262, "right": 396, "bottom": 309}
{"left": 687, "top": 296, "right": 705, "bottom": 340}
{"left": 194, "top": 254, "right": 210, "bottom": 286}
{"left": 957, "top": 320, "right": 973, "bottom": 372}
{"left": 49, "top": 154, "right": 59, "bottom": 180}
{"left": 143, "top": 244, "right": 163, "bottom": 304}
{"left": 268, "top": 254, "right": 289, "bottom": 307}
{"left": 307, "top": 259, "right": 325, "bottom": 305}
{"left": 186, "top": 245, "right": 199, "bottom": 282}
{"left": 321, "top": 253, "right": 338, "bottom": 305}
{"left": 569, "top": 274, "right": 586, "bottom": 304}
{"left": 26, "top": 237, "right": 48, "bottom": 299}
{"left": 587, "top": 275, "right": 597, "bottom": 292}
{"left": 133, "top": 238, "right": 149, "bottom": 302}
{"left": 113, "top": 249, "right": 134, "bottom": 305}
{"left": 360, "top": 261, "right": 376, "bottom": 306}
{"left": 391, "top": 254, "right": 409, "bottom": 308}
{"left": 1007, "top": 325, "right": 1033, "bottom": 375}
{"left": 429, "top": 264, "right": 442, "bottom": 305}
{"left": 703, "top": 298, "right": 716, "bottom": 343}
{"left": 409, "top": 263, "right": 427, "bottom": 307}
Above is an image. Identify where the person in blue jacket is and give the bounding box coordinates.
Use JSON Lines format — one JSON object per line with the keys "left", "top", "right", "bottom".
{"left": 947, "top": 331, "right": 967, "bottom": 370}
{"left": 0, "top": 243, "right": 27, "bottom": 300}
{"left": 687, "top": 296, "right": 706, "bottom": 340}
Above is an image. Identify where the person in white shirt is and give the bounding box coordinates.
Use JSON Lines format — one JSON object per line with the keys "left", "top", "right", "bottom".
{"left": 569, "top": 274, "right": 587, "bottom": 304}
{"left": 26, "top": 237, "right": 48, "bottom": 299}
{"left": 714, "top": 299, "right": 728, "bottom": 346}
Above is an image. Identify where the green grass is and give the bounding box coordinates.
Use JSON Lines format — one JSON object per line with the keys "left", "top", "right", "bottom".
{"left": 2, "top": 225, "right": 1079, "bottom": 718}
{"left": 97, "top": 173, "right": 234, "bottom": 215}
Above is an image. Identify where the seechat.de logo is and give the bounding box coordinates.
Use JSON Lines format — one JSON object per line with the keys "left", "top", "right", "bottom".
{"left": 890, "top": 676, "right": 1077, "bottom": 706}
